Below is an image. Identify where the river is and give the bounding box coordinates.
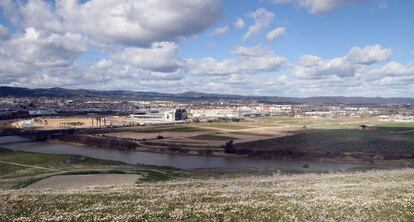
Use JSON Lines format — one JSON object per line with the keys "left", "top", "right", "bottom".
{"left": 0, "top": 136, "right": 405, "bottom": 171}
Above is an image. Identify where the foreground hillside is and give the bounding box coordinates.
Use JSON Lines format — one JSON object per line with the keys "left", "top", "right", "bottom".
{"left": 1, "top": 169, "right": 413, "bottom": 221}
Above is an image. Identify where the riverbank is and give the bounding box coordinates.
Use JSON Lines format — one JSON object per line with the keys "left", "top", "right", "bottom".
{"left": 4, "top": 135, "right": 410, "bottom": 171}
{"left": 50, "top": 128, "right": 414, "bottom": 167}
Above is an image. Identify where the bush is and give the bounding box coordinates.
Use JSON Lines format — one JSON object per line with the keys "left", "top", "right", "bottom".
{"left": 224, "top": 140, "right": 235, "bottom": 153}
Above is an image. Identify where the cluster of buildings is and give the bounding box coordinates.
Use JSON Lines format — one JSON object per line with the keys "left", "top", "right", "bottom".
{"left": 379, "top": 115, "right": 414, "bottom": 122}
{"left": 0, "top": 97, "right": 138, "bottom": 119}
{"left": 2, "top": 96, "right": 414, "bottom": 126}
{"left": 127, "top": 105, "right": 294, "bottom": 124}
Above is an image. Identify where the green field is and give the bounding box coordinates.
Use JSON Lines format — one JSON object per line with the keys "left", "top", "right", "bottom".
{"left": 1, "top": 169, "right": 413, "bottom": 221}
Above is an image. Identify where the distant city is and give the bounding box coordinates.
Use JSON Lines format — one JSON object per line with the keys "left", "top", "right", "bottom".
{"left": 1, "top": 87, "right": 413, "bottom": 130}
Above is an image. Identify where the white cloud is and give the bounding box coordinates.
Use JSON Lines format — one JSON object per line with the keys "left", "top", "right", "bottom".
{"left": 211, "top": 26, "right": 229, "bottom": 36}
{"left": 233, "top": 18, "right": 245, "bottom": 29}
{"left": 266, "top": 27, "right": 286, "bottom": 41}
{"left": 243, "top": 8, "right": 274, "bottom": 39}
{"left": 4, "top": 0, "right": 223, "bottom": 47}
{"left": 369, "top": 61, "right": 414, "bottom": 78}
{"left": 270, "top": 0, "right": 368, "bottom": 14}
{"left": 294, "top": 44, "right": 392, "bottom": 79}
{"left": 188, "top": 45, "right": 287, "bottom": 76}
{"left": 187, "top": 57, "right": 239, "bottom": 76}
{"left": 114, "top": 42, "right": 184, "bottom": 73}
{"left": 0, "top": 27, "right": 86, "bottom": 68}
{"left": 232, "top": 45, "right": 268, "bottom": 57}
{"left": 295, "top": 55, "right": 357, "bottom": 79}
{"left": 345, "top": 44, "right": 392, "bottom": 65}
{"left": 0, "top": 0, "right": 224, "bottom": 91}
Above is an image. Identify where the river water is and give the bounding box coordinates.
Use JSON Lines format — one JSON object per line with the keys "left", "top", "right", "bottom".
{"left": 0, "top": 136, "right": 405, "bottom": 171}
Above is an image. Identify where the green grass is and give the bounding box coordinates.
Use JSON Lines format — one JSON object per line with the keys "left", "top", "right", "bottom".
{"left": 189, "top": 134, "right": 238, "bottom": 141}
{"left": 0, "top": 163, "right": 25, "bottom": 176}
{"left": 0, "top": 149, "right": 123, "bottom": 169}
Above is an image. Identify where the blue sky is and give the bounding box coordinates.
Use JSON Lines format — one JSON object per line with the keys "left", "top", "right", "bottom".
{"left": 180, "top": 0, "right": 413, "bottom": 61}
{"left": 0, "top": 0, "right": 413, "bottom": 97}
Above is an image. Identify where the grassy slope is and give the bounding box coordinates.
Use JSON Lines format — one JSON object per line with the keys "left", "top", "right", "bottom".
{"left": 1, "top": 169, "right": 413, "bottom": 221}
{"left": 0, "top": 149, "right": 181, "bottom": 189}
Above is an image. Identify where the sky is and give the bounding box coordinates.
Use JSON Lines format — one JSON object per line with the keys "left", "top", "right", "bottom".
{"left": 0, "top": 0, "right": 413, "bottom": 97}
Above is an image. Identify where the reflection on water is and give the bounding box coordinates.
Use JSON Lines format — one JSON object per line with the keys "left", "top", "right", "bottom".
{"left": 0, "top": 136, "right": 404, "bottom": 171}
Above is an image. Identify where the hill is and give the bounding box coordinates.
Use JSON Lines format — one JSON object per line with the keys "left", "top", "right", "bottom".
{"left": 1, "top": 86, "right": 414, "bottom": 105}
{"left": 1, "top": 168, "right": 413, "bottom": 221}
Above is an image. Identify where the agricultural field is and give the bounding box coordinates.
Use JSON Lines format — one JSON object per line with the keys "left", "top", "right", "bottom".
{"left": 1, "top": 168, "right": 413, "bottom": 221}
{"left": 99, "top": 124, "right": 275, "bottom": 147}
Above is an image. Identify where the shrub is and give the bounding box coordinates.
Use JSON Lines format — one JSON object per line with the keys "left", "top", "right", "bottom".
{"left": 157, "top": 135, "right": 164, "bottom": 139}
{"left": 224, "top": 140, "right": 235, "bottom": 153}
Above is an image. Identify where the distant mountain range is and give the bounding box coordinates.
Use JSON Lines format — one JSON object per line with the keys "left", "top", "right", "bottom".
{"left": 0, "top": 86, "right": 413, "bottom": 105}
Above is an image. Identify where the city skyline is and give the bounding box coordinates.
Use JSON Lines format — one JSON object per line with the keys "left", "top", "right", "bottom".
{"left": 0, "top": 0, "right": 413, "bottom": 97}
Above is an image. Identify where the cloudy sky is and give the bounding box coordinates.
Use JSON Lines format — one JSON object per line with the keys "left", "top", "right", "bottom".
{"left": 0, "top": 0, "right": 413, "bottom": 97}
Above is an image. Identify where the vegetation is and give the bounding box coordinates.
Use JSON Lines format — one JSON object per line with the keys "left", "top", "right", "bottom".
{"left": 0, "top": 163, "right": 25, "bottom": 177}
{"left": 233, "top": 127, "right": 414, "bottom": 160}
{"left": 1, "top": 169, "right": 413, "bottom": 221}
{"left": 224, "top": 140, "right": 235, "bottom": 153}
{"left": 139, "top": 170, "right": 181, "bottom": 182}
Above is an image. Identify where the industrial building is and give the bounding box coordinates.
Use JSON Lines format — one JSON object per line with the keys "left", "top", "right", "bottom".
{"left": 129, "top": 109, "right": 176, "bottom": 124}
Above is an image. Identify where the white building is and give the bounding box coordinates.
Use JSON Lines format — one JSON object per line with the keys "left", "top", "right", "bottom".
{"left": 17, "top": 119, "right": 37, "bottom": 128}
{"left": 129, "top": 109, "right": 175, "bottom": 124}
{"left": 269, "top": 105, "right": 292, "bottom": 115}
{"left": 189, "top": 108, "right": 239, "bottom": 119}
